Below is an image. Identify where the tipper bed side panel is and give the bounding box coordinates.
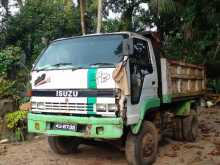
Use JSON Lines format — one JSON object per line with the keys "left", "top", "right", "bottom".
{"left": 161, "top": 58, "right": 206, "bottom": 102}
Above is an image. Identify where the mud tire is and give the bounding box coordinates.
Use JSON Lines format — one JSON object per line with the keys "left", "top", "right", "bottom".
{"left": 173, "top": 117, "right": 184, "bottom": 141}
{"left": 48, "top": 136, "right": 80, "bottom": 154}
{"left": 182, "top": 110, "right": 198, "bottom": 142}
{"left": 125, "top": 121, "right": 158, "bottom": 165}
{"left": 173, "top": 110, "right": 198, "bottom": 142}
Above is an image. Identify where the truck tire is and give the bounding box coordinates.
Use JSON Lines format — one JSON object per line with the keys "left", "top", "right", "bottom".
{"left": 125, "top": 121, "right": 158, "bottom": 165}
{"left": 48, "top": 136, "right": 80, "bottom": 154}
{"left": 173, "top": 110, "right": 198, "bottom": 142}
{"left": 173, "top": 117, "right": 184, "bottom": 141}
{"left": 182, "top": 110, "right": 198, "bottom": 142}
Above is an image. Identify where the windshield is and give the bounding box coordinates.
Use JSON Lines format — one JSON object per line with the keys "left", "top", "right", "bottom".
{"left": 34, "top": 34, "right": 127, "bottom": 70}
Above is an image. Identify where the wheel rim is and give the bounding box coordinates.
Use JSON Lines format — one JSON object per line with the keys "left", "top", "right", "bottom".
{"left": 142, "top": 132, "right": 155, "bottom": 159}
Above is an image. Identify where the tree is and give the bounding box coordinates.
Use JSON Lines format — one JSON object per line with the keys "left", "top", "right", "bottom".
{"left": 104, "top": 0, "right": 149, "bottom": 31}
{"left": 16, "top": 0, "right": 23, "bottom": 8}
{"left": 151, "top": 0, "right": 219, "bottom": 76}
{"left": 96, "top": 0, "right": 103, "bottom": 33}
{"left": 80, "top": 0, "right": 86, "bottom": 34}
{"left": 0, "top": 0, "right": 10, "bottom": 17}
{"left": 2, "top": 0, "right": 81, "bottom": 64}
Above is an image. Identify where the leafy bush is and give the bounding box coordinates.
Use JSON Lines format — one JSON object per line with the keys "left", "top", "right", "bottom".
{"left": 0, "top": 79, "right": 16, "bottom": 98}
{"left": 0, "top": 46, "right": 21, "bottom": 77}
{"left": 6, "top": 110, "right": 27, "bottom": 130}
{"left": 6, "top": 110, "right": 28, "bottom": 141}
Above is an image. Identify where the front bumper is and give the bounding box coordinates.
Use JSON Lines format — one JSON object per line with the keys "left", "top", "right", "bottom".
{"left": 28, "top": 113, "right": 123, "bottom": 139}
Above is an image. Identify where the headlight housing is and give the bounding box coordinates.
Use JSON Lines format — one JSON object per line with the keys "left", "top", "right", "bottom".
{"left": 36, "top": 102, "right": 45, "bottom": 109}
{"left": 95, "top": 104, "right": 117, "bottom": 112}
{"left": 32, "top": 102, "right": 37, "bottom": 109}
{"left": 96, "top": 104, "right": 107, "bottom": 112}
{"left": 108, "top": 104, "right": 117, "bottom": 112}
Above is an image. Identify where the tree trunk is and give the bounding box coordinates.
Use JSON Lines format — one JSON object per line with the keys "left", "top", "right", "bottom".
{"left": 16, "top": 0, "right": 23, "bottom": 8}
{"left": 121, "top": 7, "right": 133, "bottom": 31}
{"left": 80, "top": 0, "right": 86, "bottom": 35}
{"left": 96, "top": 0, "right": 103, "bottom": 33}
{"left": 1, "top": 0, "right": 10, "bottom": 17}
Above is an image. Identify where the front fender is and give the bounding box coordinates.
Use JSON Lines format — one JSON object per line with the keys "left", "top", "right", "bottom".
{"left": 131, "top": 97, "right": 160, "bottom": 134}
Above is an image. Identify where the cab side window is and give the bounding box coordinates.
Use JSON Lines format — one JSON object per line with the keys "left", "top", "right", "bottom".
{"left": 130, "top": 38, "right": 153, "bottom": 104}
{"left": 133, "top": 38, "right": 152, "bottom": 72}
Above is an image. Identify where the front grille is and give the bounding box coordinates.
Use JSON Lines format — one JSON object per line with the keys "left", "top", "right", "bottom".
{"left": 31, "top": 102, "right": 116, "bottom": 116}
{"left": 45, "top": 102, "right": 92, "bottom": 111}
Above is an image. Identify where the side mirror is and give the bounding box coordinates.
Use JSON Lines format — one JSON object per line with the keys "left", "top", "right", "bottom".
{"left": 122, "top": 39, "right": 133, "bottom": 56}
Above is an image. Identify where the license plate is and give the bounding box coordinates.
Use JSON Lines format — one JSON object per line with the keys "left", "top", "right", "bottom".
{"left": 55, "top": 123, "right": 77, "bottom": 131}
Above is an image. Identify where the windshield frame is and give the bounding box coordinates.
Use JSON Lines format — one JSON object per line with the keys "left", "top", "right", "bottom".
{"left": 32, "top": 33, "right": 129, "bottom": 71}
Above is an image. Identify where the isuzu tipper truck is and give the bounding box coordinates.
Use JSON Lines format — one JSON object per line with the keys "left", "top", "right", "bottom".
{"left": 28, "top": 32, "right": 206, "bottom": 165}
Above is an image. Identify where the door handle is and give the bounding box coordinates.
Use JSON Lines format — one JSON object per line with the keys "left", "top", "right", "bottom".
{"left": 152, "top": 81, "right": 156, "bottom": 86}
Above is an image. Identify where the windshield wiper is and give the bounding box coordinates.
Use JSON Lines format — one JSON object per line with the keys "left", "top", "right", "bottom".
{"left": 35, "top": 65, "right": 53, "bottom": 72}
{"left": 89, "top": 62, "right": 114, "bottom": 66}
{"left": 35, "top": 63, "right": 73, "bottom": 72}
{"left": 36, "top": 64, "right": 84, "bottom": 72}
{"left": 51, "top": 62, "right": 73, "bottom": 67}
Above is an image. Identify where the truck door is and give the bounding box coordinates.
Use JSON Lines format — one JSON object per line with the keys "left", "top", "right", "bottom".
{"left": 126, "top": 37, "right": 158, "bottom": 125}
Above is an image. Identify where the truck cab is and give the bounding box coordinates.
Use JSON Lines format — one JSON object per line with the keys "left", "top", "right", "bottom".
{"left": 28, "top": 32, "right": 204, "bottom": 165}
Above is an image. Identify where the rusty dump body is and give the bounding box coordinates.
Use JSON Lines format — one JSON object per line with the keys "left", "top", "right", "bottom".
{"left": 161, "top": 58, "right": 206, "bottom": 102}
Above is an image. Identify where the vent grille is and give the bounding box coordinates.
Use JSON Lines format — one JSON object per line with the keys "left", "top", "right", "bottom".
{"left": 31, "top": 102, "right": 116, "bottom": 116}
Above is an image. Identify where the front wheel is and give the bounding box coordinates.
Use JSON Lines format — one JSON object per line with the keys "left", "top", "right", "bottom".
{"left": 125, "top": 121, "right": 158, "bottom": 165}
{"left": 48, "top": 136, "right": 81, "bottom": 154}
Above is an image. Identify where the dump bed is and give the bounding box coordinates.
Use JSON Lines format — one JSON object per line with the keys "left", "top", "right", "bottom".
{"left": 161, "top": 58, "right": 206, "bottom": 103}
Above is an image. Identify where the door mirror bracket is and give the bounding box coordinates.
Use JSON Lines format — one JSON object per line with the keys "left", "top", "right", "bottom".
{"left": 122, "top": 39, "right": 133, "bottom": 56}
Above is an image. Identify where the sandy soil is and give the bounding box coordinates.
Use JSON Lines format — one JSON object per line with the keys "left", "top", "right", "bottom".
{"left": 1, "top": 107, "right": 220, "bottom": 165}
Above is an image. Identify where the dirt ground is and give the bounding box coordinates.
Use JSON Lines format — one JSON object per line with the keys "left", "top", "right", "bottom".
{"left": 1, "top": 107, "right": 220, "bottom": 165}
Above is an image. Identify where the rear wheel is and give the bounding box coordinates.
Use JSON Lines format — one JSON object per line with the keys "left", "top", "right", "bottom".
{"left": 125, "top": 121, "right": 158, "bottom": 165}
{"left": 173, "top": 117, "right": 184, "bottom": 141}
{"left": 182, "top": 110, "right": 198, "bottom": 142}
{"left": 48, "top": 136, "right": 81, "bottom": 154}
{"left": 173, "top": 109, "right": 198, "bottom": 142}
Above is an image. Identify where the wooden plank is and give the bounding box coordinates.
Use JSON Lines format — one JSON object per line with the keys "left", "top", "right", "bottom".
{"left": 171, "top": 74, "right": 204, "bottom": 80}
{"left": 166, "top": 59, "right": 206, "bottom": 98}
{"left": 168, "top": 60, "right": 205, "bottom": 69}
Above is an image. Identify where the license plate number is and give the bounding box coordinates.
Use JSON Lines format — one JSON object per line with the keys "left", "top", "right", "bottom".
{"left": 55, "top": 123, "right": 77, "bottom": 131}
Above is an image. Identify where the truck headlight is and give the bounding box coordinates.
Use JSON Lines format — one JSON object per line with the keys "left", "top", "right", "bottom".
{"left": 37, "top": 102, "right": 45, "bottom": 109}
{"left": 32, "top": 102, "right": 37, "bottom": 109}
{"left": 96, "top": 104, "right": 107, "bottom": 112}
{"left": 108, "top": 104, "right": 117, "bottom": 112}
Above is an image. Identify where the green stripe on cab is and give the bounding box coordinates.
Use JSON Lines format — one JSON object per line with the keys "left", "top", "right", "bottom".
{"left": 87, "top": 68, "right": 97, "bottom": 114}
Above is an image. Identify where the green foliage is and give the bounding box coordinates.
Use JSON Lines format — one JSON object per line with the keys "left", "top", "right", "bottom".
{"left": 6, "top": 110, "right": 28, "bottom": 130}
{"left": 0, "top": 46, "right": 21, "bottom": 77}
{"left": 150, "top": 0, "right": 176, "bottom": 14}
{"left": 0, "top": 0, "right": 84, "bottom": 100}
{"left": 147, "top": 0, "right": 219, "bottom": 76}
{"left": 6, "top": 110, "right": 28, "bottom": 141}
{"left": 104, "top": 0, "right": 149, "bottom": 31}
{"left": 0, "top": 79, "right": 16, "bottom": 98}
{"left": 207, "top": 79, "right": 220, "bottom": 93}
{"left": 102, "top": 19, "right": 122, "bottom": 32}
{"left": 0, "top": 46, "right": 22, "bottom": 98}
{"left": 2, "top": 0, "right": 81, "bottom": 64}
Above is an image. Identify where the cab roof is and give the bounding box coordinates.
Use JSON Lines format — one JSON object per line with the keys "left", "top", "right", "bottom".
{"left": 52, "top": 31, "right": 143, "bottom": 43}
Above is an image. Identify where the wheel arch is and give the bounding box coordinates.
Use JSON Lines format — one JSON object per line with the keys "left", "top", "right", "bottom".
{"left": 175, "top": 99, "right": 199, "bottom": 117}
{"left": 130, "top": 97, "right": 160, "bottom": 134}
